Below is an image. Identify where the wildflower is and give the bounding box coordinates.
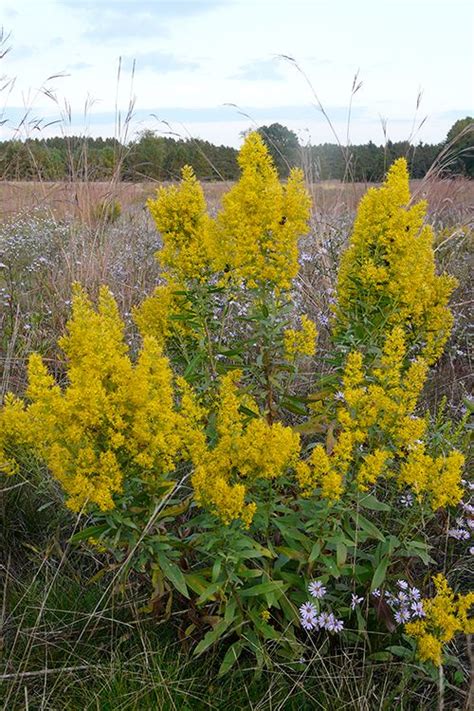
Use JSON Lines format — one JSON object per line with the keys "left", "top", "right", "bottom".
{"left": 299, "top": 602, "right": 319, "bottom": 630}
{"left": 409, "top": 587, "right": 421, "bottom": 601}
{"left": 372, "top": 588, "right": 382, "bottom": 598}
{"left": 397, "top": 580, "right": 409, "bottom": 590}
{"left": 350, "top": 594, "right": 364, "bottom": 610}
{"left": 411, "top": 601, "right": 425, "bottom": 618}
{"left": 308, "top": 580, "right": 326, "bottom": 599}
{"left": 215, "top": 132, "right": 311, "bottom": 290}
{"left": 284, "top": 314, "right": 318, "bottom": 361}
{"left": 399, "top": 492, "right": 413, "bottom": 508}
{"left": 394, "top": 608, "right": 411, "bottom": 624}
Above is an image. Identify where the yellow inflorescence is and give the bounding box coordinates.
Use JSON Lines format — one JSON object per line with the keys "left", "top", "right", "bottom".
{"left": 405, "top": 574, "right": 474, "bottom": 666}
{"left": 298, "top": 323, "right": 464, "bottom": 507}
{"left": 335, "top": 158, "right": 457, "bottom": 365}
{"left": 147, "top": 165, "right": 216, "bottom": 283}
{"left": 191, "top": 371, "right": 301, "bottom": 526}
{"left": 283, "top": 315, "right": 318, "bottom": 361}
{"left": 1, "top": 285, "right": 197, "bottom": 512}
{"left": 215, "top": 133, "right": 311, "bottom": 290}
{"left": 136, "top": 133, "right": 311, "bottom": 347}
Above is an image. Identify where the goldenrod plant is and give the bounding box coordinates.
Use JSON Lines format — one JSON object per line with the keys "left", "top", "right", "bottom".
{"left": 1, "top": 135, "right": 471, "bottom": 680}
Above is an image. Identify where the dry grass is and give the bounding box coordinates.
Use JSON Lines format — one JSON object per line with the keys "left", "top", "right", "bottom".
{"left": 0, "top": 177, "right": 472, "bottom": 223}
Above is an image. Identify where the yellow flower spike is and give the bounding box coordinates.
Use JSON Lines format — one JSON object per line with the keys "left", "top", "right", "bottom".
{"left": 335, "top": 158, "right": 457, "bottom": 366}
{"left": 148, "top": 164, "right": 216, "bottom": 283}
{"left": 405, "top": 574, "right": 473, "bottom": 666}
{"left": 4, "top": 286, "right": 200, "bottom": 513}
{"left": 215, "top": 132, "right": 311, "bottom": 289}
{"left": 283, "top": 314, "right": 318, "bottom": 361}
{"left": 190, "top": 370, "right": 301, "bottom": 526}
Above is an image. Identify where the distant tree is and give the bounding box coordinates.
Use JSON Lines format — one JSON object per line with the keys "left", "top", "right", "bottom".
{"left": 256, "top": 123, "right": 300, "bottom": 178}
{"left": 446, "top": 117, "right": 474, "bottom": 177}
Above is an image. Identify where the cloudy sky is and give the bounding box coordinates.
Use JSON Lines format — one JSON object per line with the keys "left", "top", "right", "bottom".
{"left": 0, "top": 0, "right": 472, "bottom": 147}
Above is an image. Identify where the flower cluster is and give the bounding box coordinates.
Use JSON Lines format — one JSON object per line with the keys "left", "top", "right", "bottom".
{"left": 383, "top": 580, "right": 425, "bottom": 625}
{"left": 404, "top": 574, "right": 474, "bottom": 666}
{"left": 334, "top": 158, "right": 457, "bottom": 366}
{"left": 297, "top": 322, "right": 465, "bottom": 508}
{"left": 215, "top": 132, "right": 311, "bottom": 290}
{"left": 447, "top": 481, "right": 474, "bottom": 552}
{"left": 0, "top": 285, "right": 199, "bottom": 511}
{"left": 283, "top": 314, "right": 318, "bottom": 361}
{"left": 299, "top": 580, "right": 344, "bottom": 633}
{"left": 191, "top": 370, "right": 301, "bottom": 526}
{"left": 147, "top": 165, "right": 216, "bottom": 284}
{"left": 138, "top": 133, "right": 312, "bottom": 350}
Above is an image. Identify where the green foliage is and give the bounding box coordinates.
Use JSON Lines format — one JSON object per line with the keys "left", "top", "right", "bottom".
{"left": 256, "top": 123, "right": 301, "bottom": 178}
{"left": 446, "top": 116, "right": 474, "bottom": 177}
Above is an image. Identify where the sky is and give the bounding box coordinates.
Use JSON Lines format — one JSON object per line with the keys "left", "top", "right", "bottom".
{"left": 0, "top": 0, "right": 472, "bottom": 147}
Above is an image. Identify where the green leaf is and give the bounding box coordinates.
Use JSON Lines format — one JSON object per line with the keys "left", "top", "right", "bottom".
{"left": 369, "top": 652, "right": 393, "bottom": 661}
{"left": 349, "top": 511, "right": 385, "bottom": 542}
{"left": 358, "top": 494, "right": 390, "bottom": 512}
{"left": 321, "top": 555, "right": 340, "bottom": 578}
{"left": 371, "top": 556, "right": 389, "bottom": 591}
{"left": 184, "top": 352, "right": 204, "bottom": 378}
{"left": 70, "top": 524, "right": 109, "bottom": 543}
{"left": 387, "top": 645, "right": 413, "bottom": 660}
{"left": 156, "top": 553, "right": 189, "bottom": 598}
{"left": 218, "top": 641, "right": 243, "bottom": 676}
{"left": 240, "top": 581, "right": 287, "bottom": 598}
{"left": 276, "top": 546, "right": 306, "bottom": 562}
{"left": 194, "top": 619, "right": 231, "bottom": 656}
{"left": 185, "top": 572, "right": 209, "bottom": 596}
{"left": 336, "top": 542, "right": 347, "bottom": 567}
{"left": 196, "top": 581, "right": 222, "bottom": 604}
{"left": 309, "top": 542, "right": 321, "bottom": 563}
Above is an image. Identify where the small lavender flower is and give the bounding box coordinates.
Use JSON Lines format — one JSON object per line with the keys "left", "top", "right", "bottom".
{"left": 308, "top": 580, "right": 326, "bottom": 599}
{"left": 317, "top": 612, "right": 331, "bottom": 629}
{"left": 299, "top": 601, "right": 318, "bottom": 631}
{"left": 301, "top": 616, "right": 316, "bottom": 631}
{"left": 448, "top": 528, "right": 470, "bottom": 540}
{"left": 333, "top": 618, "right": 344, "bottom": 633}
{"left": 394, "top": 608, "right": 411, "bottom": 624}
{"left": 396, "top": 591, "right": 409, "bottom": 604}
{"left": 409, "top": 587, "right": 421, "bottom": 601}
{"left": 410, "top": 601, "right": 425, "bottom": 618}
{"left": 399, "top": 492, "right": 414, "bottom": 508}
{"left": 334, "top": 390, "right": 345, "bottom": 402}
{"left": 469, "top": 546, "right": 474, "bottom": 555}
{"left": 299, "top": 601, "right": 318, "bottom": 620}
{"left": 350, "top": 594, "right": 364, "bottom": 610}
{"left": 397, "top": 580, "right": 409, "bottom": 590}
{"left": 372, "top": 588, "right": 381, "bottom": 598}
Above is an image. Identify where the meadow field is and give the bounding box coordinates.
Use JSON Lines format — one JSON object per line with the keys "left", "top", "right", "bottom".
{"left": 1, "top": 146, "right": 473, "bottom": 711}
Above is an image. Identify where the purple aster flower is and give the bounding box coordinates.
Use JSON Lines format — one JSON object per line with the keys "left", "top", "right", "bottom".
{"left": 317, "top": 612, "right": 331, "bottom": 629}
{"left": 409, "top": 587, "right": 421, "bottom": 601}
{"left": 308, "top": 580, "right": 326, "bottom": 599}
{"left": 300, "top": 617, "right": 316, "bottom": 631}
{"left": 469, "top": 546, "right": 474, "bottom": 555}
{"left": 410, "top": 601, "right": 425, "bottom": 618}
{"left": 397, "top": 580, "right": 409, "bottom": 590}
{"left": 299, "top": 601, "right": 318, "bottom": 620}
{"left": 399, "top": 493, "right": 414, "bottom": 507}
{"left": 350, "top": 594, "right": 364, "bottom": 610}
{"left": 396, "top": 591, "right": 409, "bottom": 604}
{"left": 394, "top": 608, "right": 411, "bottom": 624}
{"left": 333, "top": 618, "right": 344, "bottom": 633}
{"left": 372, "top": 588, "right": 381, "bottom": 598}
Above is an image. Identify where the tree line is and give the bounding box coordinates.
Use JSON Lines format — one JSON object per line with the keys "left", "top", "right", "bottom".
{"left": 0, "top": 118, "right": 471, "bottom": 182}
